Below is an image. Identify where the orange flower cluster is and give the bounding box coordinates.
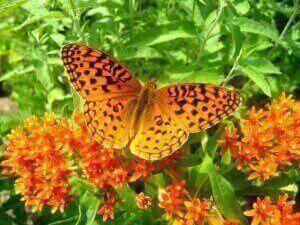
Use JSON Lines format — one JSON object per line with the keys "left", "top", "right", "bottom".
{"left": 1, "top": 111, "right": 156, "bottom": 220}
{"left": 72, "top": 111, "right": 155, "bottom": 221}
{"left": 219, "top": 93, "right": 299, "bottom": 184}
{"left": 244, "top": 194, "right": 300, "bottom": 225}
{"left": 1, "top": 114, "right": 74, "bottom": 213}
{"left": 158, "top": 180, "right": 238, "bottom": 225}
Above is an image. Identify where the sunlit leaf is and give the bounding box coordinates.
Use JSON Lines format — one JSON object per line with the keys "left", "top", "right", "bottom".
{"left": 126, "top": 21, "right": 197, "bottom": 48}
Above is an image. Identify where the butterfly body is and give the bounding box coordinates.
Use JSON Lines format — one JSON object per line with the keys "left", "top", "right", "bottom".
{"left": 62, "top": 44, "right": 242, "bottom": 160}
{"left": 129, "top": 78, "right": 158, "bottom": 138}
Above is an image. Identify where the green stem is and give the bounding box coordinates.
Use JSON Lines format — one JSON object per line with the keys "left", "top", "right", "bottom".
{"left": 192, "top": 0, "right": 196, "bottom": 21}
{"left": 220, "top": 162, "right": 238, "bottom": 175}
{"left": 67, "top": 0, "right": 82, "bottom": 40}
{"left": 267, "top": 0, "right": 299, "bottom": 59}
{"left": 129, "top": 0, "right": 134, "bottom": 36}
{"left": 193, "top": 175, "right": 209, "bottom": 197}
{"left": 279, "top": 0, "right": 299, "bottom": 40}
{"left": 223, "top": 49, "right": 242, "bottom": 85}
{"left": 195, "top": 0, "right": 226, "bottom": 69}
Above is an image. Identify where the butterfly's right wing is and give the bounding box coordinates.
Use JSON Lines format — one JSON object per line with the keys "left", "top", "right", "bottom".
{"left": 84, "top": 97, "right": 137, "bottom": 148}
{"left": 62, "top": 44, "right": 142, "bottom": 101}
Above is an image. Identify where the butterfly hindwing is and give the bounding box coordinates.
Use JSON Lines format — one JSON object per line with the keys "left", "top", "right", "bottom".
{"left": 130, "top": 103, "right": 189, "bottom": 160}
{"left": 84, "top": 97, "right": 137, "bottom": 148}
{"left": 62, "top": 44, "right": 142, "bottom": 101}
{"left": 157, "top": 83, "right": 242, "bottom": 132}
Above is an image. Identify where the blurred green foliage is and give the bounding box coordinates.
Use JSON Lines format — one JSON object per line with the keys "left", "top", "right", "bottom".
{"left": 0, "top": 0, "right": 299, "bottom": 224}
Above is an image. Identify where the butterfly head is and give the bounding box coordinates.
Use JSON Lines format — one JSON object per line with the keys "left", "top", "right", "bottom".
{"left": 145, "top": 77, "right": 157, "bottom": 90}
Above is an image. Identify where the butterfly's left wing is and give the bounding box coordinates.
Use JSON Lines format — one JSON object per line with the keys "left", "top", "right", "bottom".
{"left": 130, "top": 83, "right": 241, "bottom": 160}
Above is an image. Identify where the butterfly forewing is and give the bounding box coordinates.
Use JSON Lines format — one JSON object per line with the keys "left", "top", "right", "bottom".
{"left": 62, "top": 44, "right": 141, "bottom": 149}
{"left": 157, "top": 83, "right": 242, "bottom": 132}
{"left": 61, "top": 44, "right": 142, "bottom": 101}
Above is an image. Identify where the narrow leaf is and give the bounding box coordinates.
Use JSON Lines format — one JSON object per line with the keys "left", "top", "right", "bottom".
{"left": 233, "top": 18, "right": 280, "bottom": 43}
{"left": 209, "top": 169, "right": 248, "bottom": 224}
{"left": 243, "top": 58, "right": 281, "bottom": 74}
{"left": 76, "top": 191, "right": 100, "bottom": 225}
{"left": 126, "top": 21, "right": 197, "bottom": 48}
{"left": 240, "top": 66, "right": 272, "bottom": 97}
{"left": 49, "top": 216, "right": 79, "bottom": 225}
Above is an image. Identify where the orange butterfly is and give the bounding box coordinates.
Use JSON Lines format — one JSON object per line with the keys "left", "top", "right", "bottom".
{"left": 61, "top": 44, "right": 241, "bottom": 160}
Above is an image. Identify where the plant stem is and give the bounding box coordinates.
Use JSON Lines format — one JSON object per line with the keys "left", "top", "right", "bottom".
{"left": 267, "top": 0, "right": 299, "bottom": 59}
{"left": 223, "top": 49, "right": 242, "bottom": 85}
{"left": 192, "top": 0, "right": 196, "bottom": 21}
{"left": 193, "top": 175, "right": 209, "bottom": 197}
{"left": 279, "top": 0, "right": 299, "bottom": 40}
{"left": 220, "top": 162, "right": 238, "bottom": 175}
{"left": 195, "top": 0, "right": 226, "bottom": 70}
{"left": 68, "top": 0, "right": 82, "bottom": 41}
{"left": 129, "top": 0, "right": 134, "bottom": 36}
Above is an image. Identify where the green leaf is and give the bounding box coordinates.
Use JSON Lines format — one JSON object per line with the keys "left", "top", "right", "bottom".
{"left": 201, "top": 128, "right": 223, "bottom": 157}
{"left": 116, "top": 185, "right": 138, "bottom": 213}
{"left": 233, "top": 18, "right": 280, "bottom": 43}
{"left": 75, "top": 177, "right": 98, "bottom": 194}
{"left": 0, "top": 0, "right": 29, "bottom": 16}
{"left": 116, "top": 46, "right": 164, "bottom": 60}
{"left": 209, "top": 169, "right": 248, "bottom": 224}
{"left": 263, "top": 170, "right": 299, "bottom": 188}
{"left": 188, "top": 155, "right": 213, "bottom": 192}
{"left": 49, "top": 216, "right": 80, "bottom": 225}
{"left": 242, "top": 36, "right": 273, "bottom": 57}
{"left": 21, "top": 0, "right": 61, "bottom": 29}
{"left": 76, "top": 191, "right": 100, "bottom": 225}
{"left": 227, "top": 23, "right": 242, "bottom": 60}
{"left": 0, "top": 66, "right": 35, "bottom": 82}
{"left": 174, "top": 0, "right": 204, "bottom": 25}
{"left": 167, "top": 67, "right": 224, "bottom": 85}
{"left": 239, "top": 65, "right": 272, "bottom": 97}
{"left": 232, "top": 0, "right": 250, "bottom": 15}
{"left": 18, "top": 11, "right": 64, "bottom": 28}
{"left": 126, "top": 21, "right": 197, "bottom": 48}
{"left": 243, "top": 58, "right": 281, "bottom": 74}
{"left": 47, "top": 88, "right": 66, "bottom": 109}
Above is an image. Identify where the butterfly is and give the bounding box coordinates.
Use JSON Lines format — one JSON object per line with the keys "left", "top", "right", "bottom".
{"left": 61, "top": 44, "right": 241, "bottom": 161}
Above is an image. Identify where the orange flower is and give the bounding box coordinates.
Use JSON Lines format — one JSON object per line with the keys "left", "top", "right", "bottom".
{"left": 1, "top": 114, "right": 75, "bottom": 213}
{"left": 276, "top": 194, "right": 299, "bottom": 225}
{"left": 158, "top": 180, "right": 219, "bottom": 225}
{"left": 248, "top": 159, "right": 279, "bottom": 184}
{"left": 156, "top": 152, "right": 185, "bottom": 177}
{"left": 135, "top": 192, "right": 152, "bottom": 210}
{"left": 208, "top": 210, "right": 240, "bottom": 225}
{"left": 244, "top": 197, "right": 280, "bottom": 225}
{"left": 158, "top": 180, "right": 188, "bottom": 220}
{"left": 129, "top": 159, "right": 154, "bottom": 182}
{"left": 218, "top": 127, "right": 240, "bottom": 155}
{"left": 184, "top": 198, "right": 211, "bottom": 225}
{"left": 98, "top": 195, "right": 120, "bottom": 221}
